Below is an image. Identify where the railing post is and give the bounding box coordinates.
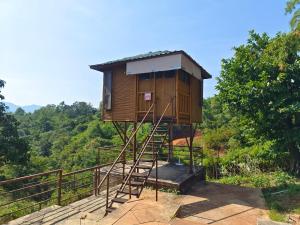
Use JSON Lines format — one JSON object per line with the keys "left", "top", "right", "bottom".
{"left": 156, "top": 154, "right": 158, "bottom": 202}
{"left": 122, "top": 147, "right": 125, "bottom": 180}
{"left": 98, "top": 167, "right": 101, "bottom": 195}
{"left": 57, "top": 169, "right": 62, "bottom": 206}
{"left": 106, "top": 174, "right": 110, "bottom": 209}
{"left": 129, "top": 178, "right": 131, "bottom": 199}
{"left": 93, "top": 168, "right": 97, "bottom": 196}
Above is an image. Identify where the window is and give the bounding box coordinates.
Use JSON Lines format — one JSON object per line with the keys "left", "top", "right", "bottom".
{"left": 164, "top": 70, "right": 176, "bottom": 78}
{"left": 103, "top": 71, "right": 112, "bottom": 110}
{"left": 179, "top": 71, "right": 190, "bottom": 84}
{"left": 139, "top": 73, "right": 152, "bottom": 80}
{"left": 155, "top": 71, "right": 163, "bottom": 79}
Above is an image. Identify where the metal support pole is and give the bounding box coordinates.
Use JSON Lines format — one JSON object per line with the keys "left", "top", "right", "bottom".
{"left": 129, "top": 178, "right": 132, "bottom": 199}
{"left": 133, "top": 122, "right": 137, "bottom": 162}
{"left": 93, "top": 168, "right": 97, "bottom": 196}
{"left": 57, "top": 169, "right": 62, "bottom": 205}
{"left": 156, "top": 153, "right": 158, "bottom": 201}
{"left": 106, "top": 175, "right": 110, "bottom": 209}
{"left": 189, "top": 124, "right": 194, "bottom": 174}
{"left": 98, "top": 167, "right": 101, "bottom": 195}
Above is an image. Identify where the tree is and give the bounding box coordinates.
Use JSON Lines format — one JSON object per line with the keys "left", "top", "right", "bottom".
{"left": 0, "top": 80, "right": 29, "bottom": 169}
{"left": 15, "top": 107, "right": 25, "bottom": 116}
{"left": 286, "top": 0, "right": 300, "bottom": 31}
{"left": 216, "top": 31, "right": 300, "bottom": 174}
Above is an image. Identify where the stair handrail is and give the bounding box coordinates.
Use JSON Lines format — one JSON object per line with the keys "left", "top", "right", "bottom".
{"left": 120, "top": 99, "right": 173, "bottom": 192}
{"left": 97, "top": 103, "right": 154, "bottom": 189}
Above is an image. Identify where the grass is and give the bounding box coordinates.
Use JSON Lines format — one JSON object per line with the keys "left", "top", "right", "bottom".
{"left": 263, "top": 183, "right": 300, "bottom": 222}
{"left": 269, "top": 209, "right": 287, "bottom": 222}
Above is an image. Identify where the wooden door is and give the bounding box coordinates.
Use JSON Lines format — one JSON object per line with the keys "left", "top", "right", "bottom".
{"left": 155, "top": 73, "right": 176, "bottom": 118}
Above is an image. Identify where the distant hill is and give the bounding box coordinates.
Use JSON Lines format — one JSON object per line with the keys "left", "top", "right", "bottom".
{"left": 3, "top": 101, "right": 42, "bottom": 113}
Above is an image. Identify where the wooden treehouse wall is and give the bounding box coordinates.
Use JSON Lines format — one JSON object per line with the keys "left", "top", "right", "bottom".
{"left": 102, "top": 68, "right": 203, "bottom": 124}
{"left": 103, "top": 66, "right": 136, "bottom": 121}
{"left": 137, "top": 72, "right": 176, "bottom": 120}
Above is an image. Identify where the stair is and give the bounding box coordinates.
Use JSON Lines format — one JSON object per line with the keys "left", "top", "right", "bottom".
{"left": 101, "top": 105, "right": 171, "bottom": 215}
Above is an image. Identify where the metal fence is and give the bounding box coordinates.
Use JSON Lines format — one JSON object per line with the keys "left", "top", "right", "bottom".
{"left": 0, "top": 161, "right": 122, "bottom": 224}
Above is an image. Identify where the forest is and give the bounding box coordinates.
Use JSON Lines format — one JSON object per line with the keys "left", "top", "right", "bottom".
{"left": 0, "top": 0, "right": 300, "bottom": 223}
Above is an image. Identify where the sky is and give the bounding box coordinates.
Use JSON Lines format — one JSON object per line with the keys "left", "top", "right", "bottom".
{"left": 0, "top": 0, "right": 291, "bottom": 107}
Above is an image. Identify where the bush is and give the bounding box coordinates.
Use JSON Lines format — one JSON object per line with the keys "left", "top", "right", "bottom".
{"left": 250, "top": 174, "right": 271, "bottom": 188}
{"left": 273, "top": 171, "right": 295, "bottom": 187}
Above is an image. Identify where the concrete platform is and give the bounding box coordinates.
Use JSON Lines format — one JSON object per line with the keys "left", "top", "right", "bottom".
{"left": 104, "top": 160, "right": 205, "bottom": 193}
{"left": 146, "top": 161, "right": 205, "bottom": 193}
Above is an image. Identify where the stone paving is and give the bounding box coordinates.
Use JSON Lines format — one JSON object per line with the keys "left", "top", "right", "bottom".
{"left": 6, "top": 181, "right": 269, "bottom": 225}
{"left": 177, "top": 182, "right": 268, "bottom": 225}
{"left": 94, "top": 181, "right": 268, "bottom": 225}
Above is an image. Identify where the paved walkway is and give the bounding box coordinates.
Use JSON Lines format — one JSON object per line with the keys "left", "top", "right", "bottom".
{"left": 178, "top": 182, "right": 268, "bottom": 225}
{"left": 7, "top": 181, "right": 268, "bottom": 225}
{"left": 95, "top": 182, "right": 267, "bottom": 225}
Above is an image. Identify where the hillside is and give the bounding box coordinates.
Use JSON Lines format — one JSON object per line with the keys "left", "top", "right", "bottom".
{"left": 4, "top": 101, "right": 42, "bottom": 113}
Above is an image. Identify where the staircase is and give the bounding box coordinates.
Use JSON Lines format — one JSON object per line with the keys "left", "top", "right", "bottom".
{"left": 96, "top": 102, "right": 172, "bottom": 216}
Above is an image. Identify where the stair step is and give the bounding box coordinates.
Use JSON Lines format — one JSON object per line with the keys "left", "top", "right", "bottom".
{"left": 127, "top": 180, "right": 144, "bottom": 186}
{"left": 132, "top": 164, "right": 153, "bottom": 169}
{"left": 156, "top": 129, "right": 168, "bottom": 133}
{"left": 131, "top": 172, "right": 147, "bottom": 178}
{"left": 139, "top": 159, "right": 154, "bottom": 163}
{"left": 117, "top": 189, "right": 139, "bottom": 196}
{"left": 142, "top": 151, "right": 158, "bottom": 155}
{"left": 149, "top": 140, "right": 162, "bottom": 143}
{"left": 106, "top": 207, "right": 117, "bottom": 213}
{"left": 112, "top": 197, "right": 127, "bottom": 204}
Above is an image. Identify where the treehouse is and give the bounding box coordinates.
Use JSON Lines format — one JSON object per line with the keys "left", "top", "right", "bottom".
{"left": 90, "top": 50, "right": 211, "bottom": 125}
{"left": 90, "top": 50, "right": 211, "bottom": 214}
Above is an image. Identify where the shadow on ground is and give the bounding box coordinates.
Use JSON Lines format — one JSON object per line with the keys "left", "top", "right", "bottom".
{"left": 177, "top": 181, "right": 267, "bottom": 224}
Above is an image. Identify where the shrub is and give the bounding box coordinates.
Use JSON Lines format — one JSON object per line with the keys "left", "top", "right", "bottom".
{"left": 273, "top": 171, "right": 295, "bottom": 187}
{"left": 250, "top": 174, "right": 271, "bottom": 188}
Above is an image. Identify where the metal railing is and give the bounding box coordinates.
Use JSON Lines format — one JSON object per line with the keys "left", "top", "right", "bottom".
{"left": 0, "top": 161, "right": 122, "bottom": 224}
{"left": 96, "top": 104, "right": 154, "bottom": 191}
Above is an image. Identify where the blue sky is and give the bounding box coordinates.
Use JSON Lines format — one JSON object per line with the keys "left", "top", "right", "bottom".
{"left": 0, "top": 0, "right": 291, "bottom": 107}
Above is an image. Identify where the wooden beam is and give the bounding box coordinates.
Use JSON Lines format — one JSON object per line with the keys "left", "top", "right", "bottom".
{"left": 112, "top": 122, "right": 126, "bottom": 143}
{"left": 188, "top": 123, "right": 199, "bottom": 174}
{"left": 133, "top": 123, "right": 137, "bottom": 162}
{"left": 189, "top": 74, "right": 192, "bottom": 124}
{"left": 175, "top": 70, "right": 179, "bottom": 123}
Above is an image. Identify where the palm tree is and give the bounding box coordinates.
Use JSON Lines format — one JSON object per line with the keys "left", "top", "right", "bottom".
{"left": 286, "top": 0, "right": 300, "bottom": 31}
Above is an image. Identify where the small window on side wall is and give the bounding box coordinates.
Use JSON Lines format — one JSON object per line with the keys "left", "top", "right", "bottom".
{"left": 164, "top": 70, "right": 176, "bottom": 78}
{"left": 179, "top": 70, "right": 190, "bottom": 85}
{"left": 139, "top": 73, "right": 152, "bottom": 80}
{"left": 103, "top": 71, "right": 112, "bottom": 110}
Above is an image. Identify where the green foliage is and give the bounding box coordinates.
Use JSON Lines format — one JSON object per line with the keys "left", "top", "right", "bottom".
{"left": 286, "top": 0, "right": 300, "bottom": 31}
{"left": 0, "top": 80, "right": 30, "bottom": 178}
{"left": 269, "top": 209, "right": 287, "bottom": 222}
{"left": 216, "top": 31, "right": 300, "bottom": 174}
{"left": 203, "top": 126, "right": 237, "bottom": 151}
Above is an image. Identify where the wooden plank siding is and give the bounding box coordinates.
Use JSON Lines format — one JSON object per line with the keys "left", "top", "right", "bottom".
{"left": 103, "top": 66, "right": 136, "bottom": 121}
{"left": 190, "top": 76, "right": 202, "bottom": 123}
{"left": 137, "top": 73, "right": 176, "bottom": 120}
{"left": 176, "top": 71, "right": 202, "bottom": 124}
{"left": 177, "top": 70, "right": 191, "bottom": 124}
{"left": 102, "top": 68, "right": 202, "bottom": 124}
